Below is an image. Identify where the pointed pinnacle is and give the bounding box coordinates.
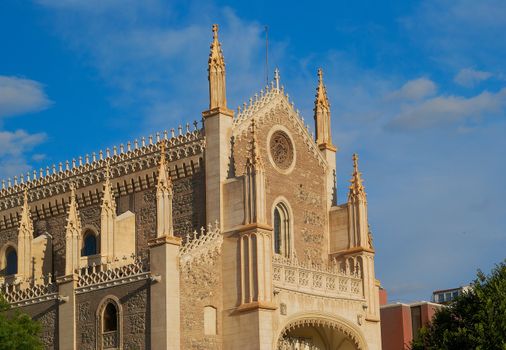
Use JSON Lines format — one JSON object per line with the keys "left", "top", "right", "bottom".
{"left": 318, "top": 68, "right": 323, "bottom": 84}
{"left": 349, "top": 153, "right": 366, "bottom": 199}
{"left": 213, "top": 24, "right": 219, "bottom": 40}
{"left": 160, "top": 140, "right": 167, "bottom": 165}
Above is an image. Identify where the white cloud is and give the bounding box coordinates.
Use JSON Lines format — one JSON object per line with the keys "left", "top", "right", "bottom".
{"left": 387, "top": 77, "right": 437, "bottom": 101}
{"left": 403, "top": 0, "right": 506, "bottom": 70}
{"left": 35, "top": 1, "right": 274, "bottom": 131}
{"left": 454, "top": 67, "right": 492, "bottom": 87}
{"left": 0, "top": 129, "right": 47, "bottom": 178}
{"left": 388, "top": 88, "right": 506, "bottom": 130}
{"left": 0, "top": 76, "right": 52, "bottom": 118}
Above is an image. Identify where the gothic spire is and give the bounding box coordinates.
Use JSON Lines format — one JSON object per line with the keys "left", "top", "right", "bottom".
{"left": 207, "top": 24, "right": 228, "bottom": 110}
{"left": 348, "top": 153, "right": 366, "bottom": 201}
{"left": 313, "top": 68, "right": 334, "bottom": 150}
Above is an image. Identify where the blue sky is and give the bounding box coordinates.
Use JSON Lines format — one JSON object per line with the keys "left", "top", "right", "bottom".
{"left": 0, "top": 0, "right": 505, "bottom": 302}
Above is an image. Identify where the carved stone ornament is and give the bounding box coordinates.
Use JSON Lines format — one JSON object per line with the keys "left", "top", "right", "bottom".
{"left": 269, "top": 130, "right": 294, "bottom": 170}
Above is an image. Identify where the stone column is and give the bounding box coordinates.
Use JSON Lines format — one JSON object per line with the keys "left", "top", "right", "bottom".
{"left": 203, "top": 24, "right": 234, "bottom": 227}
{"left": 148, "top": 235, "right": 182, "bottom": 350}
{"left": 57, "top": 274, "right": 78, "bottom": 350}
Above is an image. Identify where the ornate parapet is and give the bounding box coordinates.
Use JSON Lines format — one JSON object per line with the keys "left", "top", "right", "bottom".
{"left": 278, "top": 337, "right": 321, "bottom": 350}
{"left": 179, "top": 221, "right": 222, "bottom": 267}
{"left": 0, "top": 275, "right": 57, "bottom": 307}
{"left": 272, "top": 255, "right": 363, "bottom": 300}
{"left": 76, "top": 256, "right": 149, "bottom": 293}
{"left": 0, "top": 126, "right": 204, "bottom": 225}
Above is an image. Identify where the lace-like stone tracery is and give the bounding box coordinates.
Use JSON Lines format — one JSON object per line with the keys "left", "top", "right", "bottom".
{"left": 270, "top": 130, "right": 294, "bottom": 170}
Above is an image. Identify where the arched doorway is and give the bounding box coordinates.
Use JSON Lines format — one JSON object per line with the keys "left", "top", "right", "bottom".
{"left": 276, "top": 314, "right": 366, "bottom": 350}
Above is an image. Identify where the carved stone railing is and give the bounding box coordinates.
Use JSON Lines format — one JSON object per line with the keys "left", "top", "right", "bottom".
{"left": 272, "top": 255, "right": 363, "bottom": 299}
{"left": 102, "top": 331, "right": 119, "bottom": 349}
{"left": 179, "top": 221, "right": 222, "bottom": 267}
{"left": 0, "top": 275, "right": 57, "bottom": 306}
{"left": 76, "top": 256, "right": 149, "bottom": 293}
{"left": 278, "top": 337, "right": 321, "bottom": 350}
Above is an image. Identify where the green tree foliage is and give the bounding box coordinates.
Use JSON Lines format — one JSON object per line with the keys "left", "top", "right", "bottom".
{"left": 0, "top": 294, "right": 43, "bottom": 350}
{"left": 411, "top": 260, "right": 506, "bottom": 350}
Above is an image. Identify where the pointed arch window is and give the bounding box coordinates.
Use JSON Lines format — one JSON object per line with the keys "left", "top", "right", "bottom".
{"left": 82, "top": 230, "right": 97, "bottom": 256}
{"left": 98, "top": 298, "right": 121, "bottom": 349}
{"left": 5, "top": 247, "right": 17, "bottom": 276}
{"left": 273, "top": 202, "right": 291, "bottom": 257}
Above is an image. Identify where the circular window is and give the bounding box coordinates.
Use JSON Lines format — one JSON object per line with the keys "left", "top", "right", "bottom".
{"left": 269, "top": 130, "right": 294, "bottom": 170}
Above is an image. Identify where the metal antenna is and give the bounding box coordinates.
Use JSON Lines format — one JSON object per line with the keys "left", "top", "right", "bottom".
{"left": 265, "top": 25, "right": 269, "bottom": 85}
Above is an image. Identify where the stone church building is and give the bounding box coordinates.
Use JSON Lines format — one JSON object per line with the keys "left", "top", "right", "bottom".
{"left": 0, "top": 25, "right": 381, "bottom": 349}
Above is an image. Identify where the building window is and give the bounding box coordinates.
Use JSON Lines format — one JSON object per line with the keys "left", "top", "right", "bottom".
{"left": 103, "top": 303, "right": 118, "bottom": 332}
{"left": 5, "top": 247, "right": 17, "bottom": 276}
{"left": 98, "top": 299, "right": 121, "bottom": 350}
{"left": 273, "top": 202, "right": 291, "bottom": 257}
{"left": 82, "top": 231, "right": 97, "bottom": 256}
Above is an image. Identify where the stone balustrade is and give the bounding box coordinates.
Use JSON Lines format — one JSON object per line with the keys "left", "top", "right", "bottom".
{"left": 179, "top": 221, "right": 222, "bottom": 267}
{"left": 272, "top": 255, "right": 363, "bottom": 300}
{"left": 76, "top": 256, "right": 149, "bottom": 293}
{"left": 278, "top": 337, "right": 321, "bottom": 350}
{"left": 0, "top": 275, "right": 57, "bottom": 306}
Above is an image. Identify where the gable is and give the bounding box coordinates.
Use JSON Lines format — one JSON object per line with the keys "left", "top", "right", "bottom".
{"left": 232, "top": 91, "right": 328, "bottom": 170}
{"left": 231, "top": 92, "right": 329, "bottom": 264}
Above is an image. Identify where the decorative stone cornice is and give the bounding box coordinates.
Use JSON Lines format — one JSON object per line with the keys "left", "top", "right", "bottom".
{"left": 148, "top": 235, "right": 182, "bottom": 248}
{"left": 0, "top": 127, "right": 204, "bottom": 218}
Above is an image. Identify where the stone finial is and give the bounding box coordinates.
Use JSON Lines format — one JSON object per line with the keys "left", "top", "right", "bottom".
{"left": 348, "top": 153, "right": 366, "bottom": 201}
{"left": 246, "top": 119, "right": 264, "bottom": 169}
{"left": 65, "top": 183, "right": 82, "bottom": 275}
{"left": 19, "top": 187, "right": 33, "bottom": 236}
{"left": 157, "top": 140, "right": 172, "bottom": 193}
{"left": 66, "top": 183, "right": 82, "bottom": 231}
{"left": 101, "top": 162, "right": 116, "bottom": 214}
{"left": 315, "top": 68, "right": 330, "bottom": 108}
{"left": 274, "top": 68, "right": 280, "bottom": 90}
{"left": 313, "top": 68, "right": 334, "bottom": 150}
{"left": 207, "top": 24, "right": 228, "bottom": 110}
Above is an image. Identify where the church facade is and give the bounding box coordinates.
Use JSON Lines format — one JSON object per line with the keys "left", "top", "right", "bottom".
{"left": 0, "top": 25, "right": 381, "bottom": 350}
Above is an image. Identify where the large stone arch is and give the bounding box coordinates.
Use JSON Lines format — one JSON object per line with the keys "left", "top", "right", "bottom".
{"left": 275, "top": 312, "right": 368, "bottom": 350}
